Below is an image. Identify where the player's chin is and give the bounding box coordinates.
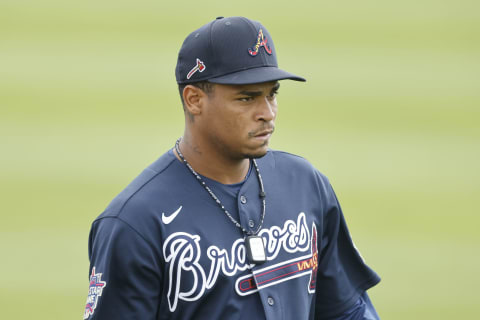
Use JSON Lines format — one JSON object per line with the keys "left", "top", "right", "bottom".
{"left": 243, "top": 142, "right": 270, "bottom": 159}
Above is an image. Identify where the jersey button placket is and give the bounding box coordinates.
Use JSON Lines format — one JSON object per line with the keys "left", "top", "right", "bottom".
{"left": 240, "top": 195, "right": 247, "bottom": 204}
{"left": 267, "top": 296, "right": 275, "bottom": 306}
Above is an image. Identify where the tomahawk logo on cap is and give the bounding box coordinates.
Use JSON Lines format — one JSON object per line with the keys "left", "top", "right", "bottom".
{"left": 186, "top": 58, "right": 206, "bottom": 80}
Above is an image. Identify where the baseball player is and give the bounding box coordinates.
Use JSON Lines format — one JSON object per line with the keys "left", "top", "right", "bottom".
{"left": 84, "top": 16, "right": 381, "bottom": 319}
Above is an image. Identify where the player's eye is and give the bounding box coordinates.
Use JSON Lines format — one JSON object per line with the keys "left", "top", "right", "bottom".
{"left": 268, "top": 90, "right": 278, "bottom": 100}
{"left": 238, "top": 96, "right": 254, "bottom": 102}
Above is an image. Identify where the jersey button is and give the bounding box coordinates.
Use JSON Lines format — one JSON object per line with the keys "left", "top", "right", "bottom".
{"left": 248, "top": 219, "right": 255, "bottom": 228}
{"left": 240, "top": 195, "right": 247, "bottom": 204}
{"left": 267, "top": 297, "right": 275, "bottom": 306}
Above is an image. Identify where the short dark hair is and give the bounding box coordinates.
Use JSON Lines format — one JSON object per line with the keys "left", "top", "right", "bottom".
{"left": 178, "top": 81, "right": 215, "bottom": 107}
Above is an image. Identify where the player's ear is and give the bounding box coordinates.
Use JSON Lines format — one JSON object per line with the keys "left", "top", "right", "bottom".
{"left": 183, "top": 85, "right": 207, "bottom": 116}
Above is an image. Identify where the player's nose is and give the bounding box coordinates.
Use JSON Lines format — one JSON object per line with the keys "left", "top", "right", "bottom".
{"left": 255, "top": 96, "right": 276, "bottom": 122}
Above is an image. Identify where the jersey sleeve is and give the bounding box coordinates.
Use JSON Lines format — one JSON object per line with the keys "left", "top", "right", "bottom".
{"left": 84, "top": 216, "right": 162, "bottom": 320}
{"left": 314, "top": 180, "right": 380, "bottom": 319}
{"left": 323, "top": 292, "right": 380, "bottom": 320}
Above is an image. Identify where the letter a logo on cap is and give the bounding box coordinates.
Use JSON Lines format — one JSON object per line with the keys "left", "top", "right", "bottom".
{"left": 248, "top": 29, "right": 272, "bottom": 57}
{"left": 186, "top": 58, "right": 206, "bottom": 80}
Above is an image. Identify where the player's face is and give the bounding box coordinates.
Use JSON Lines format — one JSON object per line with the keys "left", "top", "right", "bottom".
{"left": 201, "top": 81, "right": 279, "bottom": 160}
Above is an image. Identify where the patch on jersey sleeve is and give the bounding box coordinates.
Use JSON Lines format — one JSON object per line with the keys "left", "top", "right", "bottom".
{"left": 84, "top": 267, "right": 107, "bottom": 319}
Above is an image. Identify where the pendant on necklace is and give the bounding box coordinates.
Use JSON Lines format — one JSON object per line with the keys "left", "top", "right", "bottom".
{"left": 245, "top": 235, "right": 267, "bottom": 264}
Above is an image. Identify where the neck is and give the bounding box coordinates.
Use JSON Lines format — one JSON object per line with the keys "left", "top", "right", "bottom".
{"left": 174, "top": 134, "right": 250, "bottom": 185}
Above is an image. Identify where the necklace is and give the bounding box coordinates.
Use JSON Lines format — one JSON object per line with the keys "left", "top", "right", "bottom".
{"left": 174, "top": 138, "right": 267, "bottom": 264}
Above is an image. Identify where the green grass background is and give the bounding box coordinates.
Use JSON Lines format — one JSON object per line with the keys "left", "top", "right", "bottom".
{"left": 1, "top": 0, "right": 479, "bottom": 318}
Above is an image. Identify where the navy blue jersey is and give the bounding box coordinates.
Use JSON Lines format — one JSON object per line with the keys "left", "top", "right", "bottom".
{"left": 84, "top": 149, "right": 380, "bottom": 319}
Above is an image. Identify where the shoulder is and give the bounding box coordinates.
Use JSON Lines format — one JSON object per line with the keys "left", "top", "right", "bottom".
{"left": 261, "top": 149, "right": 330, "bottom": 184}
{"left": 94, "top": 149, "right": 179, "bottom": 223}
{"left": 258, "top": 150, "right": 335, "bottom": 206}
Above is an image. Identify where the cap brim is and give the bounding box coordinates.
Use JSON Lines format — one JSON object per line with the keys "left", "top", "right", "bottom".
{"left": 207, "top": 66, "right": 306, "bottom": 85}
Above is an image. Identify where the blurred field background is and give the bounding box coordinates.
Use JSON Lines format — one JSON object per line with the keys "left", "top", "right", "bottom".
{"left": 1, "top": 0, "right": 479, "bottom": 318}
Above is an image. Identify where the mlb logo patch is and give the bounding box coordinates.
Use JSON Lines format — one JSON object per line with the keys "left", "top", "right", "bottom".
{"left": 84, "top": 267, "right": 107, "bottom": 319}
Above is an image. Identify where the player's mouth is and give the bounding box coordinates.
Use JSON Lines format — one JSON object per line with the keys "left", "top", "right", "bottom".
{"left": 253, "top": 131, "right": 272, "bottom": 141}
{"left": 249, "top": 127, "right": 275, "bottom": 142}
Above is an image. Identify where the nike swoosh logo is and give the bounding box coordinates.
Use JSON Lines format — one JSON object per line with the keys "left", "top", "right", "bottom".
{"left": 162, "top": 206, "right": 183, "bottom": 224}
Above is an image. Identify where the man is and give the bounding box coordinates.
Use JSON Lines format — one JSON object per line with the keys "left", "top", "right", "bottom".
{"left": 84, "top": 16, "right": 381, "bottom": 319}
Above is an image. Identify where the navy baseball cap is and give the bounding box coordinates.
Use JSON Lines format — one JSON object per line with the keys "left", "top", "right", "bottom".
{"left": 175, "top": 16, "right": 306, "bottom": 85}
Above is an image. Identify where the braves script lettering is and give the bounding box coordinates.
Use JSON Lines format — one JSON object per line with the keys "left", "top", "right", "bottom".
{"left": 162, "top": 212, "right": 316, "bottom": 312}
